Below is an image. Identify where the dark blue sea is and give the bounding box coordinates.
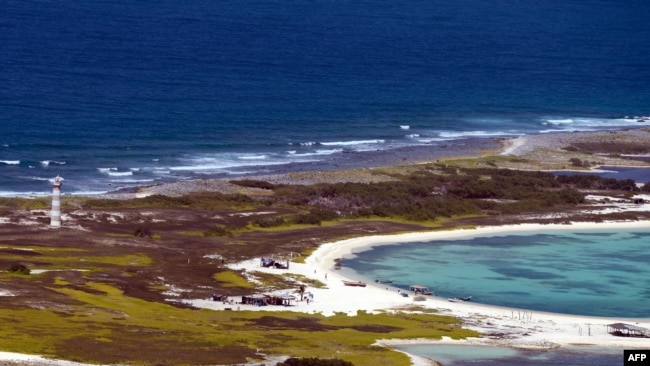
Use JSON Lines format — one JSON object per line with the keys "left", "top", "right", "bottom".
{"left": 2, "top": 0, "right": 650, "bottom": 196}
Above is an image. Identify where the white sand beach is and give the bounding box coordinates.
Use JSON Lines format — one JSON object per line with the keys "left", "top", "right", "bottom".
{"left": 186, "top": 220, "right": 650, "bottom": 365}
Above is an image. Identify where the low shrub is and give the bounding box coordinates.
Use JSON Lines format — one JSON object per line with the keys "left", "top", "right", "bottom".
{"left": 8, "top": 263, "right": 30, "bottom": 275}
{"left": 229, "top": 179, "right": 276, "bottom": 190}
{"left": 204, "top": 225, "right": 232, "bottom": 237}
{"left": 253, "top": 216, "right": 286, "bottom": 228}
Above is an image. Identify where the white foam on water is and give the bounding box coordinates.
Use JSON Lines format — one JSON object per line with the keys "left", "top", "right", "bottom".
{"left": 109, "top": 178, "right": 155, "bottom": 184}
{"left": 320, "top": 139, "right": 385, "bottom": 146}
{"left": 437, "top": 130, "right": 520, "bottom": 139}
{"left": 40, "top": 160, "right": 66, "bottom": 167}
{"left": 541, "top": 116, "right": 646, "bottom": 131}
{"left": 170, "top": 157, "right": 289, "bottom": 171}
{"left": 289, "top": 149, "right": 343, "bottom": 157}
{"left": 237, "top": 154, "right": 268, "bottom": 160}
{"left": 97, "top": 168, "right": 134, "bottom": 176}
{"left": 18, "top": 175, "right": 51, "bottom": 181}
{"left": 546, "top": 119, "right": 574, "bottom": 124}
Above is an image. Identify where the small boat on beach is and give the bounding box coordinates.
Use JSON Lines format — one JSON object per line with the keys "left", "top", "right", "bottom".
{"left": 448, "top": 296, "right": 472, "bottom": 302}
{"left": 342, "top": 280, "right": 367, "bottom": 287}
{"left": 375, "top": 279, "right": 393, "bottom": 284}
{"left": 410, "top": 285, "right": 433, "bottom": 295}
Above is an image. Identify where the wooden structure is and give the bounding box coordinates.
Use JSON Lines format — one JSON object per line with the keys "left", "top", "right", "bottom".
{"left": 211, "top": 293, "right": 228, "bottom": 302}
{"left": 241, "top": 292, "right": 296, "bottom": 307}
{"left": 242, "top": 294, "right": 268, "bottom": 306}
{"left": 607, "top": 323, "right": 650, "bottom": 337}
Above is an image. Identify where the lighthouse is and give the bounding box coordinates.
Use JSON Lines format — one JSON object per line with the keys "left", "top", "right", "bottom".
{"left": 50, "top": 175, "right": 63, "bottom": 227}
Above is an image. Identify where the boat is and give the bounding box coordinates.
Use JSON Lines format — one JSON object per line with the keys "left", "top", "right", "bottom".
{"left": 448, "top": 296, "right": 472, "bottom": 302}
{"left": 342, "top": 280, "right": 367, "bottom": 287}
{"left": 409, "top": 285, "right": 433, "bottom": 295}
{"left": 375, "top": 279, "right": 393, "bottom": 284}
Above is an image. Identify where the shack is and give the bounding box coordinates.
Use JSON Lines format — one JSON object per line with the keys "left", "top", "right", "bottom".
{"left": 241, "top": 292, "right": 296, "bottom": 307}
{"left": 242, "top": 294, "right": 268, "bottom": 306}
{"left": 264, "top": 291, "right": 296, "bottom": 306}
{"left": 607, "top": 323, "right": 650, "bottom": 337}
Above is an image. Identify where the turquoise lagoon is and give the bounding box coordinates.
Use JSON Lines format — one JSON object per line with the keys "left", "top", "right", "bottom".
{"left": 393, "top": 344, "right": 623, "bottom": 366}
{"left": 341, "top": 227, "right": 650, "bottom": 317}
{"left": 341, "top": 227, "right": 649, "bottom": 365}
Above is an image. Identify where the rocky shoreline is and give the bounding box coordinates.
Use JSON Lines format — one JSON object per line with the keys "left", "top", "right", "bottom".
{"left": 102, "top": 128, "right": 650, "bottom": 199}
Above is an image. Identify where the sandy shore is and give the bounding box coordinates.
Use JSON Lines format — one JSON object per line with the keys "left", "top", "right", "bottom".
{"left": 185, "top": 220, "right": 650, "bottom": 364}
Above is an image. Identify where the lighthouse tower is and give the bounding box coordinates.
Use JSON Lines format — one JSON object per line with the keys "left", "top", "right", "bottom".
{"left": 50, "top": 175, "right": 63, "bottom": 227}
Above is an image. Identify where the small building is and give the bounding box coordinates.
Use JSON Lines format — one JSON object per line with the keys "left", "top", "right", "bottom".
{"left": 241, "top": 291, "right": 296, "bottom": 307}
{"left": 264, "top": 291, "right": 296, "bottom": 306}
{"left": 242, "top": 294, "right": 268, "bottom": 306}
{"left": 211, "top": 293, "right": 229, "bottom": 302}
{"left": 607, "top": 323, "right": 650, "bottom": 337}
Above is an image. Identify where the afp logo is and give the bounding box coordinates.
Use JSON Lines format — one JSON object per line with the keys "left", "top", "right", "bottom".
{"left": 625, "top": 350, "right": 650, "bottom": 365}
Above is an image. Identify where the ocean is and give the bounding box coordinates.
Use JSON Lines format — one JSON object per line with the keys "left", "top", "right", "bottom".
{"left": 2, "top": 0, "right": 650, "bottom": 196}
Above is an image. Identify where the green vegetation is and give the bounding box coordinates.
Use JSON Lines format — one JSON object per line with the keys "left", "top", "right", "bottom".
{"left": 7, "top": 263, "right": 30, "bottom": 275}
{"left": 566, "top": 141, "right": 650, "bottom": 155}
{"left": 268, "top": 166, "right": 587, "bottom": 224}
{"left": 204, "top": 224, "right": 233, "bottom": 237}
{"left": 64, "top": 165, "right": 643, "bottom": 233}
{"left": 556, "top": 174, "right": 639, "bottom": 191}
{"left": 277, "top": 357, "right": 354, "bottom": 366}
{"left": 253, "top": 216, "right": 288, "bottom": 228}
{"left": 83, "top": 192, "right": 258, "bottom": 210}
{"left": 0, "top": 277, "right": 477, "bottom": 365}
{"left": 0, "top": 197, "right": 51, "bottom": 210}
{"left": 230, "top": 179, "right": 278, "bottom": 190}
{"left": 1, "top": 164, "right": 647, "bottom": 365}
{"left": 213, "top": 270, "right": 255, "bottom": 289}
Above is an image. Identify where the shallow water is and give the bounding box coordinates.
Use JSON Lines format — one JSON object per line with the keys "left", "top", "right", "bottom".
{"left": 395, "top": 344, "right": 624, "bottom": 366}
{"left": 341, "top": 227, "right": 650, "bottom": 317}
